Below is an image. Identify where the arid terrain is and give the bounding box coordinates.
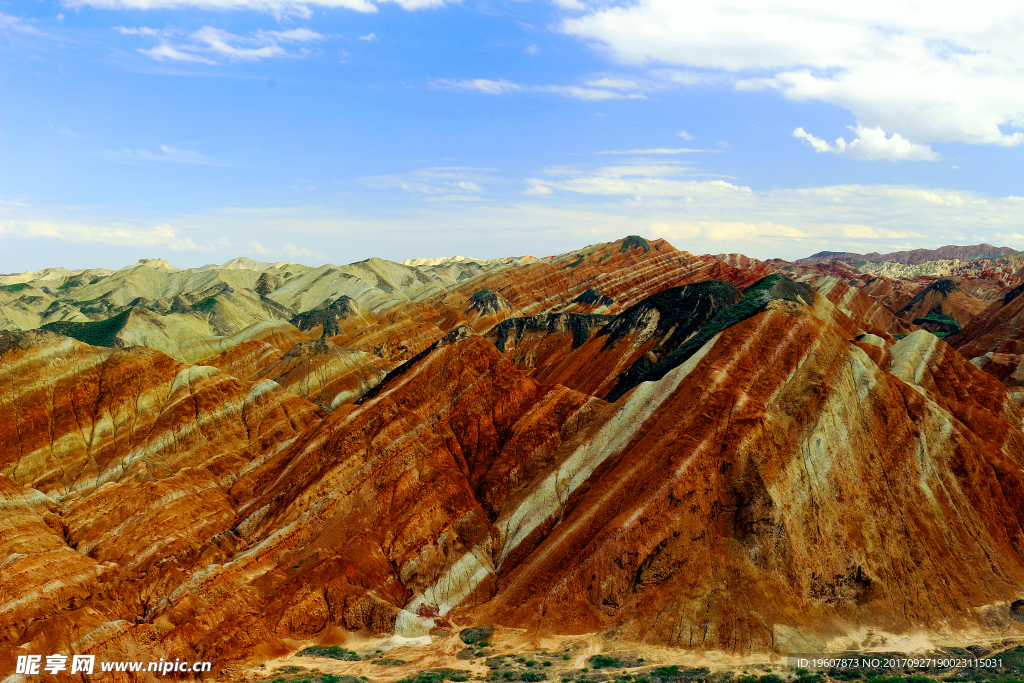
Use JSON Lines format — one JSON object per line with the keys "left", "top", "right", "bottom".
{"left": 5, "top": 237, "right": 1024, "bottom": 682}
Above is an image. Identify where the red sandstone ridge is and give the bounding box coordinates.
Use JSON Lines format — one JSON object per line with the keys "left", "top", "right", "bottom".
{"left": 5, "top": 238, "right": 1024, "bottom": 678}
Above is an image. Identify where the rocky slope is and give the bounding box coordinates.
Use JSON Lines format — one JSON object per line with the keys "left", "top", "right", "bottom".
{"left": 6, "top": 238, "right": 1024, "bottom": 680}
{"left": 800, "top": 243, "right": 1017, "bottom": 265}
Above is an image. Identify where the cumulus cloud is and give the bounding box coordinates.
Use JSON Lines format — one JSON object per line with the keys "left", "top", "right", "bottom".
{"left": 561, "top": 0, "right": 1024, "bottom": 149}
{"left": 247, "top": 240, "right": 272, "bottom": 254}
{"left": 677, "top": 130, "right": 694, "bottom": 140}
{"left": 357, "top": 32, "right": 377, "bottom": 41}
{"left": 793, "top": 125, "right": 940, "bottom": 161}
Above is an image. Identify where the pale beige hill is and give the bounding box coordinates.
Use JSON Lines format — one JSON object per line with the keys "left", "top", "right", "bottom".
{"left": 121, "top": 315, "right": 311, "bottom": 364}
{"left": 202, "top": 256, "right": 304, "bottom": 271}
{"left": 0, "top": 286, "right": 89, "bottom": 331}
{"left": 0, "top": 255, "right": 504, "bottom": 336}
{"left": 265, "top": 257, "right": 498, "bottom": 314}
{"left": 400, "top": 255, "right": 488, "bottom": 267}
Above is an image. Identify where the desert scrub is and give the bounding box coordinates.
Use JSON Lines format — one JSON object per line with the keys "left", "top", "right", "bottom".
{"left": 192, "top": 296, "right": 218, "bottom": 311}
{"left": 42, "top": 309, "right": 131, "bottom": 347}
{"left": 589, "top": 657, "right": 622, "bottom": 670}
{"left": 298, "top": 646, "right": 361, "bottom": 661}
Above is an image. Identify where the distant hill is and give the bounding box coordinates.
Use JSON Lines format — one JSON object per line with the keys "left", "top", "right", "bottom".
{"left": 799, "top": 243, "right": 1017, "bottom": 265}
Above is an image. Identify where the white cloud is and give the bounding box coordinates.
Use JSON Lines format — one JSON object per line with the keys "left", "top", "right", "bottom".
{"left": 129, "top": 25, "right": 324, "bottom": 63}
{"left": 525, "top": 43, "right": 539, "bottom": 56}
{"left": 536, "top": 84, "right": 638, "bottom": 100}
{"left": 0, "top": 12, "right": 43, "bottom": 35}
{"left": 793, "top": 125, "right": 940, "bottom": 161}
{"left": 561, "top": 0, "right": 1024, "bottom": 149}
{"left": 114, "top": 25, "right": 170, "bottom": 36}
{"left": 191, "top": 26, "right": 286, "bottom": 60}
{"left": 840, "top": 224, "right": 926, "bottom": 239}
{"left": 247, "top": 240, "right": 272, "bottom": 254}
{"left": 677, "top": 130, "right": 694, "bottom": 140}
{"left": 260, "top": 27, "right": 324, "bottom": 42}
{"left": 282, "top": 242, "right": 318, "bottom": 258}
{"left": 139, "top": 43, "right": 218, "bottom": 64}
{"left": 101, "top": 145, "right": 234, "bottom": 165}
{"left": 0, "top": 221, "right": 204, "bottom": 250}
{"left": 652, "top": 221, "right": 805, "bottom": 242}
{"left": 360, "top": 166, "right": 497, "bottom": 198}
{"left": 597, "top": 147, "right": 716, "bottom": 154}
{"left": 433, "top": 78, "right": 523, "bottom": 95}
{"left": 357, "top": 32, "right": 377, "bottom": 41}
{"left": 66, "top": 0, "right": 460, "bottom": 18}
{"left": 524, "top": 180, "right": 554, "bottom": 195}
{"left": 433, "top": 78, "right": 644, "bottom": 100}
{"left": 585, "top": 77, "right": 640, "bottom": 90}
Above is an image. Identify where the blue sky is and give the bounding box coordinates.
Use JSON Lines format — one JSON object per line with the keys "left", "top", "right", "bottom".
{"left": 1, "top": 0, "right": 1022, "bottom": 271}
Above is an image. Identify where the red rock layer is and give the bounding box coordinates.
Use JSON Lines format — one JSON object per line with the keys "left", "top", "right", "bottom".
{"left": 468, "top": 300, "right": 1024, "bottom": 652}
{"left": 197, "top": 338, "right": 287, "bottom": 379}
{"left": 951, "top": 285, "right": 1024, "bottom": 359}
{"left": 0, "top": 330, "right": 324, "bottom": 674}
{"left": 250, "top": 339, "right": 390, "bottom": 411}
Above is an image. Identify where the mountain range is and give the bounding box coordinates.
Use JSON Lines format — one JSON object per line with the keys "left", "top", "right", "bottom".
{"left": 3, "top": 238, "right": 1024, "bottom": 681}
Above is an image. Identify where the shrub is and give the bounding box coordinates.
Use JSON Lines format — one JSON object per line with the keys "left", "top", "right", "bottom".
{"left": 543, "top": 662, "right": 553, "bottom": 668}
{"left": 322, "top": 676, "right": 340, "bottom": 683}
{"left": 1, "top": 283, "right": 29, "bottom": 292}
{"left": 192, "top": 296, "right": 218, "bottom": 311}
{"left": 521, "top": 672, "right": 545, "bottom": 682}
{"left": 652, "top": 667, "right": 681, "bottom": 681}
{"left": 590, "top": 657, "right": 621, "bottom": 670}
{"left": 527, "top": 662, "right": 537, "bottom": 668}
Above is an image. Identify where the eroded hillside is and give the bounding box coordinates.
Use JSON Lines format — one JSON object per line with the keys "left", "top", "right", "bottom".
{"left": 4, "top": 238, "right": 1024, "bottom": 681}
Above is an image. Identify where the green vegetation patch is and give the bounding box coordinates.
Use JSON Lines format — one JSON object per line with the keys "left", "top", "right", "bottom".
{"left": 619, "top": 235, "right": 651, "bottom": 253}
{"left": 192, "top": 296, "right": 218, "bottom": 311}
{"left": 606, "top": 274, "right": 813, "bottom": 401}
{"left": 372, "top": 659, "right": 408, "bottom": 666}
{"left": 460, "top": 625, "right": 495, "bottom": 644}
{"left": 589, "top": 657, "right": 622, "bottom": 670}
{"left": 396, "top": 669, "right": 473, "bottom": 683}
{"left": 42, "top": 309, "right": 131, "bottom": 348}
{"left": 296, "top": 646, "right": 361, "bottom": 661}
{"left": 0, "top": 283, "right": 29, "bottom": 292}
{"left": 651, "top": 667, "right": 709, "bottom": 683}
